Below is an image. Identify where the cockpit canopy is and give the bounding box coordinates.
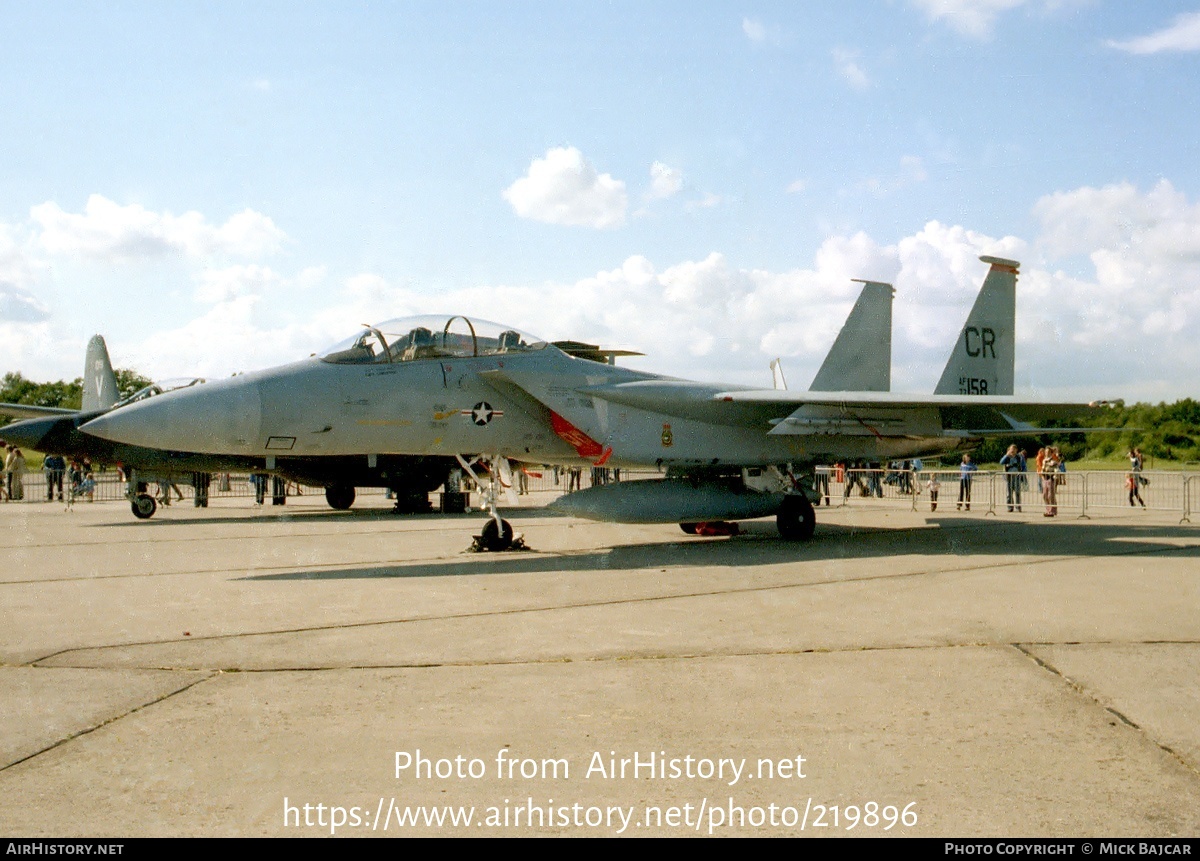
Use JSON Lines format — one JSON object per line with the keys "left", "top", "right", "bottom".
{"left": 319, "top": 315, "right": 548, "bottom": 365}
{"left": 115, "top": 377, "right": 206, "bottom": 408}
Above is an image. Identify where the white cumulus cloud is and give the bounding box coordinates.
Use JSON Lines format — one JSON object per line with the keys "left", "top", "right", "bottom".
{"left": 0, "top": 223, "right": 51, "bottom": 322}
{"left": 648, "top": 161, "right": 684, "bottom": 200}
{"left": 502, "top": 147, "right": 628, "bottom": 229}
{"left": 742, "top": 18, "right": 767, "bottom": 42}
{"left": 30, "top": 194, "right": 286, "bottom": 261}
{"left": 833, "top": 48, "right": 871, "bottom": 90}
{"left": 911, "top": 0, "right": 1031, "bottom": 39}
{"left": 193, "top": 265, "right": 283, "bottom": 304}
{"left": 1033, "top": 179, "right": 1200, "bottom": 260}
{"left": 1107, "top": 11, "right": 1200, "bottom": 54}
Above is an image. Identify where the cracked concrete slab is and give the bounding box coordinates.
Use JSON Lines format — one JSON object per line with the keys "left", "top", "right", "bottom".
{"left": 1026, "top": 643, "right": 1200, "bottom": 771}
{"left": 0, "top": 667, "right": 211, "bottom": 769}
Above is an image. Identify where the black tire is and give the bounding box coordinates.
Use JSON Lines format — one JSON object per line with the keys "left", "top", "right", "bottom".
{"left": 131, "top": 494, "right": 157, "bottom": 520}
{"left": 325, "top": 484, "right": 356, "bottom": 510}
{"left": 776, "top": 494, "right": 815, "bottom": 541}
{"left": 391, "top": 488, "right": 432, "bottom": 515}
{"left": 679, "top": 523, "right": 699, "bottom": 534}
{"left": 480, "top": 518, "right": 513, "bottom": 551}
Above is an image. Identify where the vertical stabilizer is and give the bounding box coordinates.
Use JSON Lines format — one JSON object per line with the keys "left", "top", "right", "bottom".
{"left": 81, "top": 335, "right": 119, "bottom": 412}
{"left": 934, "top": 256, "right": 1018, "bottom": 396}
{"left": 809, "top": 280, "right": 893, "bottom": 392}
{"left": 770, "top": 359, "right": 788, "bottom": 391}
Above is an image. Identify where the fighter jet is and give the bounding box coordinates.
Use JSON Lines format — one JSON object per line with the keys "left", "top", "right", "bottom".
{"left": 83, "top": 256, "right": 1096, "bottom": 547}
{"left": 3, "top": 336, "right": 454, "bottom": 518}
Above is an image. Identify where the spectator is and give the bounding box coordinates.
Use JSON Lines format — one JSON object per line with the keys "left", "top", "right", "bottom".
{"left": 999, "top": 444, "right": 1025, "bottom": 513}
{"left": 957, "top": 454, "right": 977, "bottom": 511}
{"left": 1041, "top": 447, "right": 1061, "bottom": 517}
{"left": 43, "top": 454, "right": 66, "bottom": 501}
{"left": 3, "top": 443, "right": 13, "bottom": 500}
{"left": 6, "top": 447, "right": 26, "bottom": 501}
{"left": 250, "top": 473, "right": 267, "bottom": 505}
{"left": 813, "top": 466, "right": 831, "bottom": 506}
{"left": 1125, "top": 471, "right": 1145, "bottom": 508}
{"left": 927, "top": 472, "right": 940, "bottom": 511}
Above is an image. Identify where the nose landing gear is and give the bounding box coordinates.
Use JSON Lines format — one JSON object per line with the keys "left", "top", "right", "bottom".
{"left": 456, "top": 454, "right": 522, "bottom": 552}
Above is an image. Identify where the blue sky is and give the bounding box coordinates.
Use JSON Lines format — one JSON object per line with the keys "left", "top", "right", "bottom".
{"left": 3, "top": 2, "right": 1200, "bottom": 401}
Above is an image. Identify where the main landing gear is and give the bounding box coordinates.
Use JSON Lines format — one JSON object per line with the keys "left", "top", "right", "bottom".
{"left": 131, "top": 493, "right": 157, "bottom": 520}
{"left": 776, "top": 494, "right": 816, "bottom": 541}
{"left": 325, "top": 483, "right": 356, "bottom": 510}
{"left": 123, "top": 469, "right": 158, "bottom": 520}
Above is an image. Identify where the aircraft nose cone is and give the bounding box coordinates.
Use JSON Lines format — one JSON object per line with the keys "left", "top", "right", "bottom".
{"left": 1, "top": 416, "right": 59, "bottom": 451}
{"left": 82, "top": 380, "right": 263, "bottom": 453}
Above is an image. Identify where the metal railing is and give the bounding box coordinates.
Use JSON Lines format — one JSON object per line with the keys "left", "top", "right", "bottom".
{"left": 4, "top": 467, "right": 1194, "bottom": 524}
{"left": 3, "top": 472, "right": 389, "bottom": 505}
{"left": 2, "top": 466, "right": 645, "bottom": 506}
{"left": 812, "top": 468, "right": 1192, "bottom": 524}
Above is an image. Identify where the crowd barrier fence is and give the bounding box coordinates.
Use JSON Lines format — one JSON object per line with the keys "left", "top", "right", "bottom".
{"left": 4, "top": 466, "right": 1194, "bottom": 524}
{"left": 814, "top": 467, "right": 1192, "bottom": 524}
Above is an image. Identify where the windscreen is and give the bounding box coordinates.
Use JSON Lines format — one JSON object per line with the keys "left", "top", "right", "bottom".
{"left": 319, "top": 315, "right": 546, "bottom": 364}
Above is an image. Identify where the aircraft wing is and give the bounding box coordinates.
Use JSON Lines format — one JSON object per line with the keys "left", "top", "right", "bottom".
{"left": 711, "top": 389, "right": 1103, "bottom": 410}
{"left": 579, "top": 380, "right": 1105, "bottom": 433}
{"left": 716, "top": 390, "right": 1107, "bottom": 436}
{"left": 0, "top": 402, "right": 79, "bottom": 420}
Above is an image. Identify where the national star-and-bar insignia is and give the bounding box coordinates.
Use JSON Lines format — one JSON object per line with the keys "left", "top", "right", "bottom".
{"left": 461, "top": 402, "right": 503, "bottom": 426}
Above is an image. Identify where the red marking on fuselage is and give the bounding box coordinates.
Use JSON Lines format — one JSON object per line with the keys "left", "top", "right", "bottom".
{"left": 550, "top": 411, "right": 608, "bottom": 462}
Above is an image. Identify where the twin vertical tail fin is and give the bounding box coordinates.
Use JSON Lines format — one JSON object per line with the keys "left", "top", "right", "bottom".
{"left": 808, "top": 279, "right": 894, "bottom": 392}
{"left": 81, "top": 335, "right": 119, "bottom": 413}
{"left": 933, "top": 256, "right": 1018, "bottom": 397}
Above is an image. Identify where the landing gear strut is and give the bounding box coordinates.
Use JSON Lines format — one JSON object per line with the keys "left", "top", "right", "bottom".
{"left": 457, "top": 454, "right": 518, "bottom": 552}
{"left": 776, "top": 494, "right": 816, "bottom": 541}
{"left": 124, "top": 469, "right": 157, "bottom": 519}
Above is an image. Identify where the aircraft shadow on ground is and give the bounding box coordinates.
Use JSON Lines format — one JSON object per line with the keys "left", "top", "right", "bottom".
{"left": 90, "top": 507, "right": 485, "bottom": 528}
{"left": 89, "top": 502, "right": 654, "bottom": 528}
{"left": 238, "top": 518, "right": 1200, "bottom": 583}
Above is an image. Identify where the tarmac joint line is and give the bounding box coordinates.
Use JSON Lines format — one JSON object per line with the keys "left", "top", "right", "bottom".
{"left": 1011, "top": 643, "right": 1200, "bottom": 779}
{"left": 0, "top": 669, "right": 218, "bottom": 773}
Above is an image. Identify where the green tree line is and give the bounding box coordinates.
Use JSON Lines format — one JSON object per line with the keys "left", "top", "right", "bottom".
{"left": 1, "top": 369, "right": 153, "bottom": 421}
{"left": 956, "top": 399, "right": 1200, "bottom": 466}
